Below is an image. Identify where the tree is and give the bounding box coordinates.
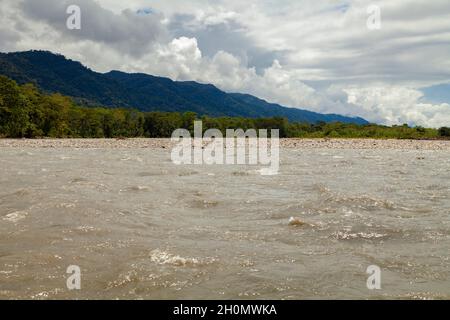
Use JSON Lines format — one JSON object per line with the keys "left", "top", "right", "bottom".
{"left": 438, "top": 127, "right": 450, "bottom": 137}
{"left": 0, "top": 76, "right": 30, "bottom": 137}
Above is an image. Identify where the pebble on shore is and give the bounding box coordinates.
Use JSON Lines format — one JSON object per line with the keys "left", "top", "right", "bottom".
{"left": 0, "top": 138, "right": 449, "bottom": 150}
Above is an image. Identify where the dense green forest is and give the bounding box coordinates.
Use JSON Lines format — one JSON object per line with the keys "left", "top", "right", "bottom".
{"left": 0, "top": 75, "right": 449, "bottom": 139}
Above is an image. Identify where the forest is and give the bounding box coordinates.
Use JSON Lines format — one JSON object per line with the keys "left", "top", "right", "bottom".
{"left": 1, "top": 75, "right": 449, "bottom": 139}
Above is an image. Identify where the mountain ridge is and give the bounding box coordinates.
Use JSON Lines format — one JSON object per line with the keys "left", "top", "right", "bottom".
{"left": 0, "top": 50, "right": 368, "bottom": 125}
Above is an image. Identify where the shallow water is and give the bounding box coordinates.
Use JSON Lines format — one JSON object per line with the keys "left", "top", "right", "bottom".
{"left": 0, "top": 147, "right": 449, "bottom": 299}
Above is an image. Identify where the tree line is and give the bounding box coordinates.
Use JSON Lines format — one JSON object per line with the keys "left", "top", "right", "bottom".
{"left": 0, "top": 75, "right": 449, "bottom": 139}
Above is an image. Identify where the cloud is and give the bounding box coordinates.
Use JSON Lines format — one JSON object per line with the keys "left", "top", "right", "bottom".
{"left": 345, "top": 86, "right": 450, "bottom": 127}
{"left": 156, "top": 37, "right": 203, "bottom": 79}
{"left": 20, "top": 0, "right": 167, "bottom": 56}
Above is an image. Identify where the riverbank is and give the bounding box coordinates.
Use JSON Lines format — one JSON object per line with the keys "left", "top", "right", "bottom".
{"left": 0, "top": 138, "right": 449, "bottom": 150}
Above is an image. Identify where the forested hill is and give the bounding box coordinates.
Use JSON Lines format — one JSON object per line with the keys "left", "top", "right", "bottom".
{"left": 0, "top": 50, "right": 368, "bottom": 125}
{"left": 0, "top": 74, "right": 446, "bottom": 139}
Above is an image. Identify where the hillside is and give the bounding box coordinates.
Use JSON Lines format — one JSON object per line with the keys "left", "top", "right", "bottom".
{"left": 0, "top": 50, "right": 368, "bottom": 124}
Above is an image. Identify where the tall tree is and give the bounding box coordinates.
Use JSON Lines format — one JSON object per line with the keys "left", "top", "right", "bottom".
{"left": 0, "top": 76, "right": 30, "bottom": 137}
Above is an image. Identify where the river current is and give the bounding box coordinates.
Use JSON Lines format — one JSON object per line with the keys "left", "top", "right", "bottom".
{"left": 0, "top": 147, "right": 449, "bottom": 299}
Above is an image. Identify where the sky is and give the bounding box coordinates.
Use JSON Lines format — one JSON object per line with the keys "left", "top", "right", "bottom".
{"left": 1, "top": 0, "right": 450, "bottom": 127}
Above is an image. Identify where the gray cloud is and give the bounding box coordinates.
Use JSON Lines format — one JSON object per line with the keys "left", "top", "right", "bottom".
{"left": 0, "top": 29, "right": 20, "bottom": 52}
{"left": 21, "top": 0, "right": 167, "bottom": 56}
{"left": 169, "top": 14, "right": 283, "bottom": 73}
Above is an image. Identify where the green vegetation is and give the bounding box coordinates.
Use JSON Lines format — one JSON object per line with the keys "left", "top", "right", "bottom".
{"left": 438, "top": 127, "right": 450, "bottom": 137}
{"left": 0, "top": 75, "right": 448, "bottom": 139}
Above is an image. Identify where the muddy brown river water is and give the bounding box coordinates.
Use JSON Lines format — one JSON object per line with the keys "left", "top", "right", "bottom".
{"left": 0, "top": 146, "right": 449, "bottom": 299}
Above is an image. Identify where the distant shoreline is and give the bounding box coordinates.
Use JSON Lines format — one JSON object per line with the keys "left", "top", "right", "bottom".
{"left": 1, "top": 138, "right": 450, "bottom": 150}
